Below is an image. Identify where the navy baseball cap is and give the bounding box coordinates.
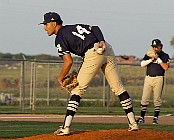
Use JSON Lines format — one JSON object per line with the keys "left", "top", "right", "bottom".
{"left": 151, "top": 39, "right": 163, "bottom": 47}
{"left": 39, "top": 12, "right": 62, "bottom": 24}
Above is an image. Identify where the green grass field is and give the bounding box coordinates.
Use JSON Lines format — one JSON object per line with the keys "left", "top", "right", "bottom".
{"left": 0, "top": 121, "right": 174, "bottom": 138}
{"left": 0, "top": 106, "right": 173, "bottom": 116}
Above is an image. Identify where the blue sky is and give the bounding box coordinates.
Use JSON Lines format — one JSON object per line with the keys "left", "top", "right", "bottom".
{"left": 1, "top": 0, "right": 174, "bottom": 58}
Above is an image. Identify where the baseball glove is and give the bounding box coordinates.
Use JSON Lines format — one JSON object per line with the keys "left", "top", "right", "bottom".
{"left": 62, "top": 70, "right": 78, "bottom": 90}
{"left": 146, "top": 48, "right": 158, "bottom": 59}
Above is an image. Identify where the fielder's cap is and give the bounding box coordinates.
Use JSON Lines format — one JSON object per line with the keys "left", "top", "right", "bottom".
{"left": 151, "top": 39, "right": 163, "bottom": 47}
{"left": 39, "top": 12, "right": 62, "bottom": 24}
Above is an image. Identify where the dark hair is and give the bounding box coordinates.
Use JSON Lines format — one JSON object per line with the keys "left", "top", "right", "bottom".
{"left": 56, "top": 20, "right": 63, "bottom": 25}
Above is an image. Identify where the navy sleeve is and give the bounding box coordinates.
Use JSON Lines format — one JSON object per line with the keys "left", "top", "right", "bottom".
{"left": 162, "top": 54, "right": 170, "bottom": 63}
{"left": 159, "top": 52, "right": 170, "bottom": 63}
{"left": 56, "top": 43, "right": 70, "bottom": 57}
{"left": 55, "top": 33, "right": 70, "bottom": 57}
{"left": 90, "top": 26, "right": 105, "bottom": 42}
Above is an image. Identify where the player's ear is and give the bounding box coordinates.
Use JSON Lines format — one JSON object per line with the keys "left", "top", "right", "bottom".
{"left": 52, "top": 22, "right": 57, "bottom": 28}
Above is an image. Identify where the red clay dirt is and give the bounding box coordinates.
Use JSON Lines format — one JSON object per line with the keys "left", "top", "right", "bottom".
{"left": 13, "top": 129, "right": 174, "bottom": 140}
{"left": 0, "top": 114, "right": 174, "bottom": 140}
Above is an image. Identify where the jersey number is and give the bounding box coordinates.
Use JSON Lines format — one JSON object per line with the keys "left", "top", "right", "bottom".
{"left": 57, "top": 44, "right": 62, "bottom": 52}
{"left": 72, "top": 25, "right": 91, "bottom": 40}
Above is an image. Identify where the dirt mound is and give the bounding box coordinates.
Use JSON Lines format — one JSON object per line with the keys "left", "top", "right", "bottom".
{"left": 14, "top": 129, "right": 174, "bottom": 140}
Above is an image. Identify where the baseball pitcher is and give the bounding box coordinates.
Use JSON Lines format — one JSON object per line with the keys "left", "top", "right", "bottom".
{"left": 39, "top": 12, "right": 139, "bottom": 135}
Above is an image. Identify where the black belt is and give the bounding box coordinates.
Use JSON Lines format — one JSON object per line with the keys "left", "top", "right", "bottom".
{"left": 147, "top": 75, "right": 164, "bottom": 77}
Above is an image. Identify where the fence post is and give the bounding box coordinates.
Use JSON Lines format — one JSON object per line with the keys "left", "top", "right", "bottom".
{"left": 30, "top": 62, "right": 33, "bottom": 109}
{"left": 32, "top": 61, "right": 36, "bottom": 111}
{"left": 102, "top": 74, "right": 106, "bottom": 107}
{"left": 20, "top": 60, "right": 25, "bottom": 111}
{"left": 107, "top": 85, "right": 110, "bottom": 113}
{"left": 163, "top": 71, "right": 167, "bottom": 94}
{"left": 29, "top": 61, "right": 36, "bottom": 111}
{"left": 47, "top": 63, "right": 50, "bottom": 106}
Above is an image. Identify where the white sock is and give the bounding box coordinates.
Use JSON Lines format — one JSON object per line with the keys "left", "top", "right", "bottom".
{"left": 64, "top": 115, "right": 73, "bottom": 128}
{"left": 127, "top": 112, "right": 136, "bottom": 124}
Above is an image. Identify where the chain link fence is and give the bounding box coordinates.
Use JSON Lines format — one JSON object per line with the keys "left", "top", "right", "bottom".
{"left": 0, "top": 58, "right": 174, "bottom": 113}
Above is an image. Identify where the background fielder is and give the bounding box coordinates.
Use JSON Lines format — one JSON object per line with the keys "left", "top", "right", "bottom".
{"left": 137, "top": 39, "right": 170, "bottom": 125}
{"left": 40, "top": 12, "right": 138, "bottom": 135}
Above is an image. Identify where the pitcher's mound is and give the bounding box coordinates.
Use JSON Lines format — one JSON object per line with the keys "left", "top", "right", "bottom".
{"left": 14, "top": 129, "right": 174, "bottom": 140}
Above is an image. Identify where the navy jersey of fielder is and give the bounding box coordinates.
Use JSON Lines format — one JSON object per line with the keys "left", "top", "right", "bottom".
{"left": 143, "top": 51, "right": 170, "bottom": 76}
{"left": 55, "top": 24, "right": 104, "bottom": 57}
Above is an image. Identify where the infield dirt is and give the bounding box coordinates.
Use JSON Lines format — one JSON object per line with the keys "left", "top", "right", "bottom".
{"left": 12, "top": 129, "right": 174, "bottom": 140}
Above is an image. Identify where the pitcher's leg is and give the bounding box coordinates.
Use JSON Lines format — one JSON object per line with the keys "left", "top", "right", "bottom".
{"left": 63, "top": 95, "right": 81, "bottom": 127}
{"left": 71, "top": 43, "right": 105, "bottom": 96}
{"left": 101, "top": 58, "right": 126, "bottom": 95}
{"left": 54, "top": 94, "right": 81, "bottom": 136}
{"left": 101, "top": 55, "right": 138, "bottom": 131}
{"left": 118, "top": 91, "right": 136, "bottom": 123}
{"left": 60, "top": 43, "right": 105, "bottom": 134}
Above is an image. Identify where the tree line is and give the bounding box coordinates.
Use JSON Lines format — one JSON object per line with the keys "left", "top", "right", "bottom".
{"left": 0, "top": 52, "right": 82, "bottom": 61}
